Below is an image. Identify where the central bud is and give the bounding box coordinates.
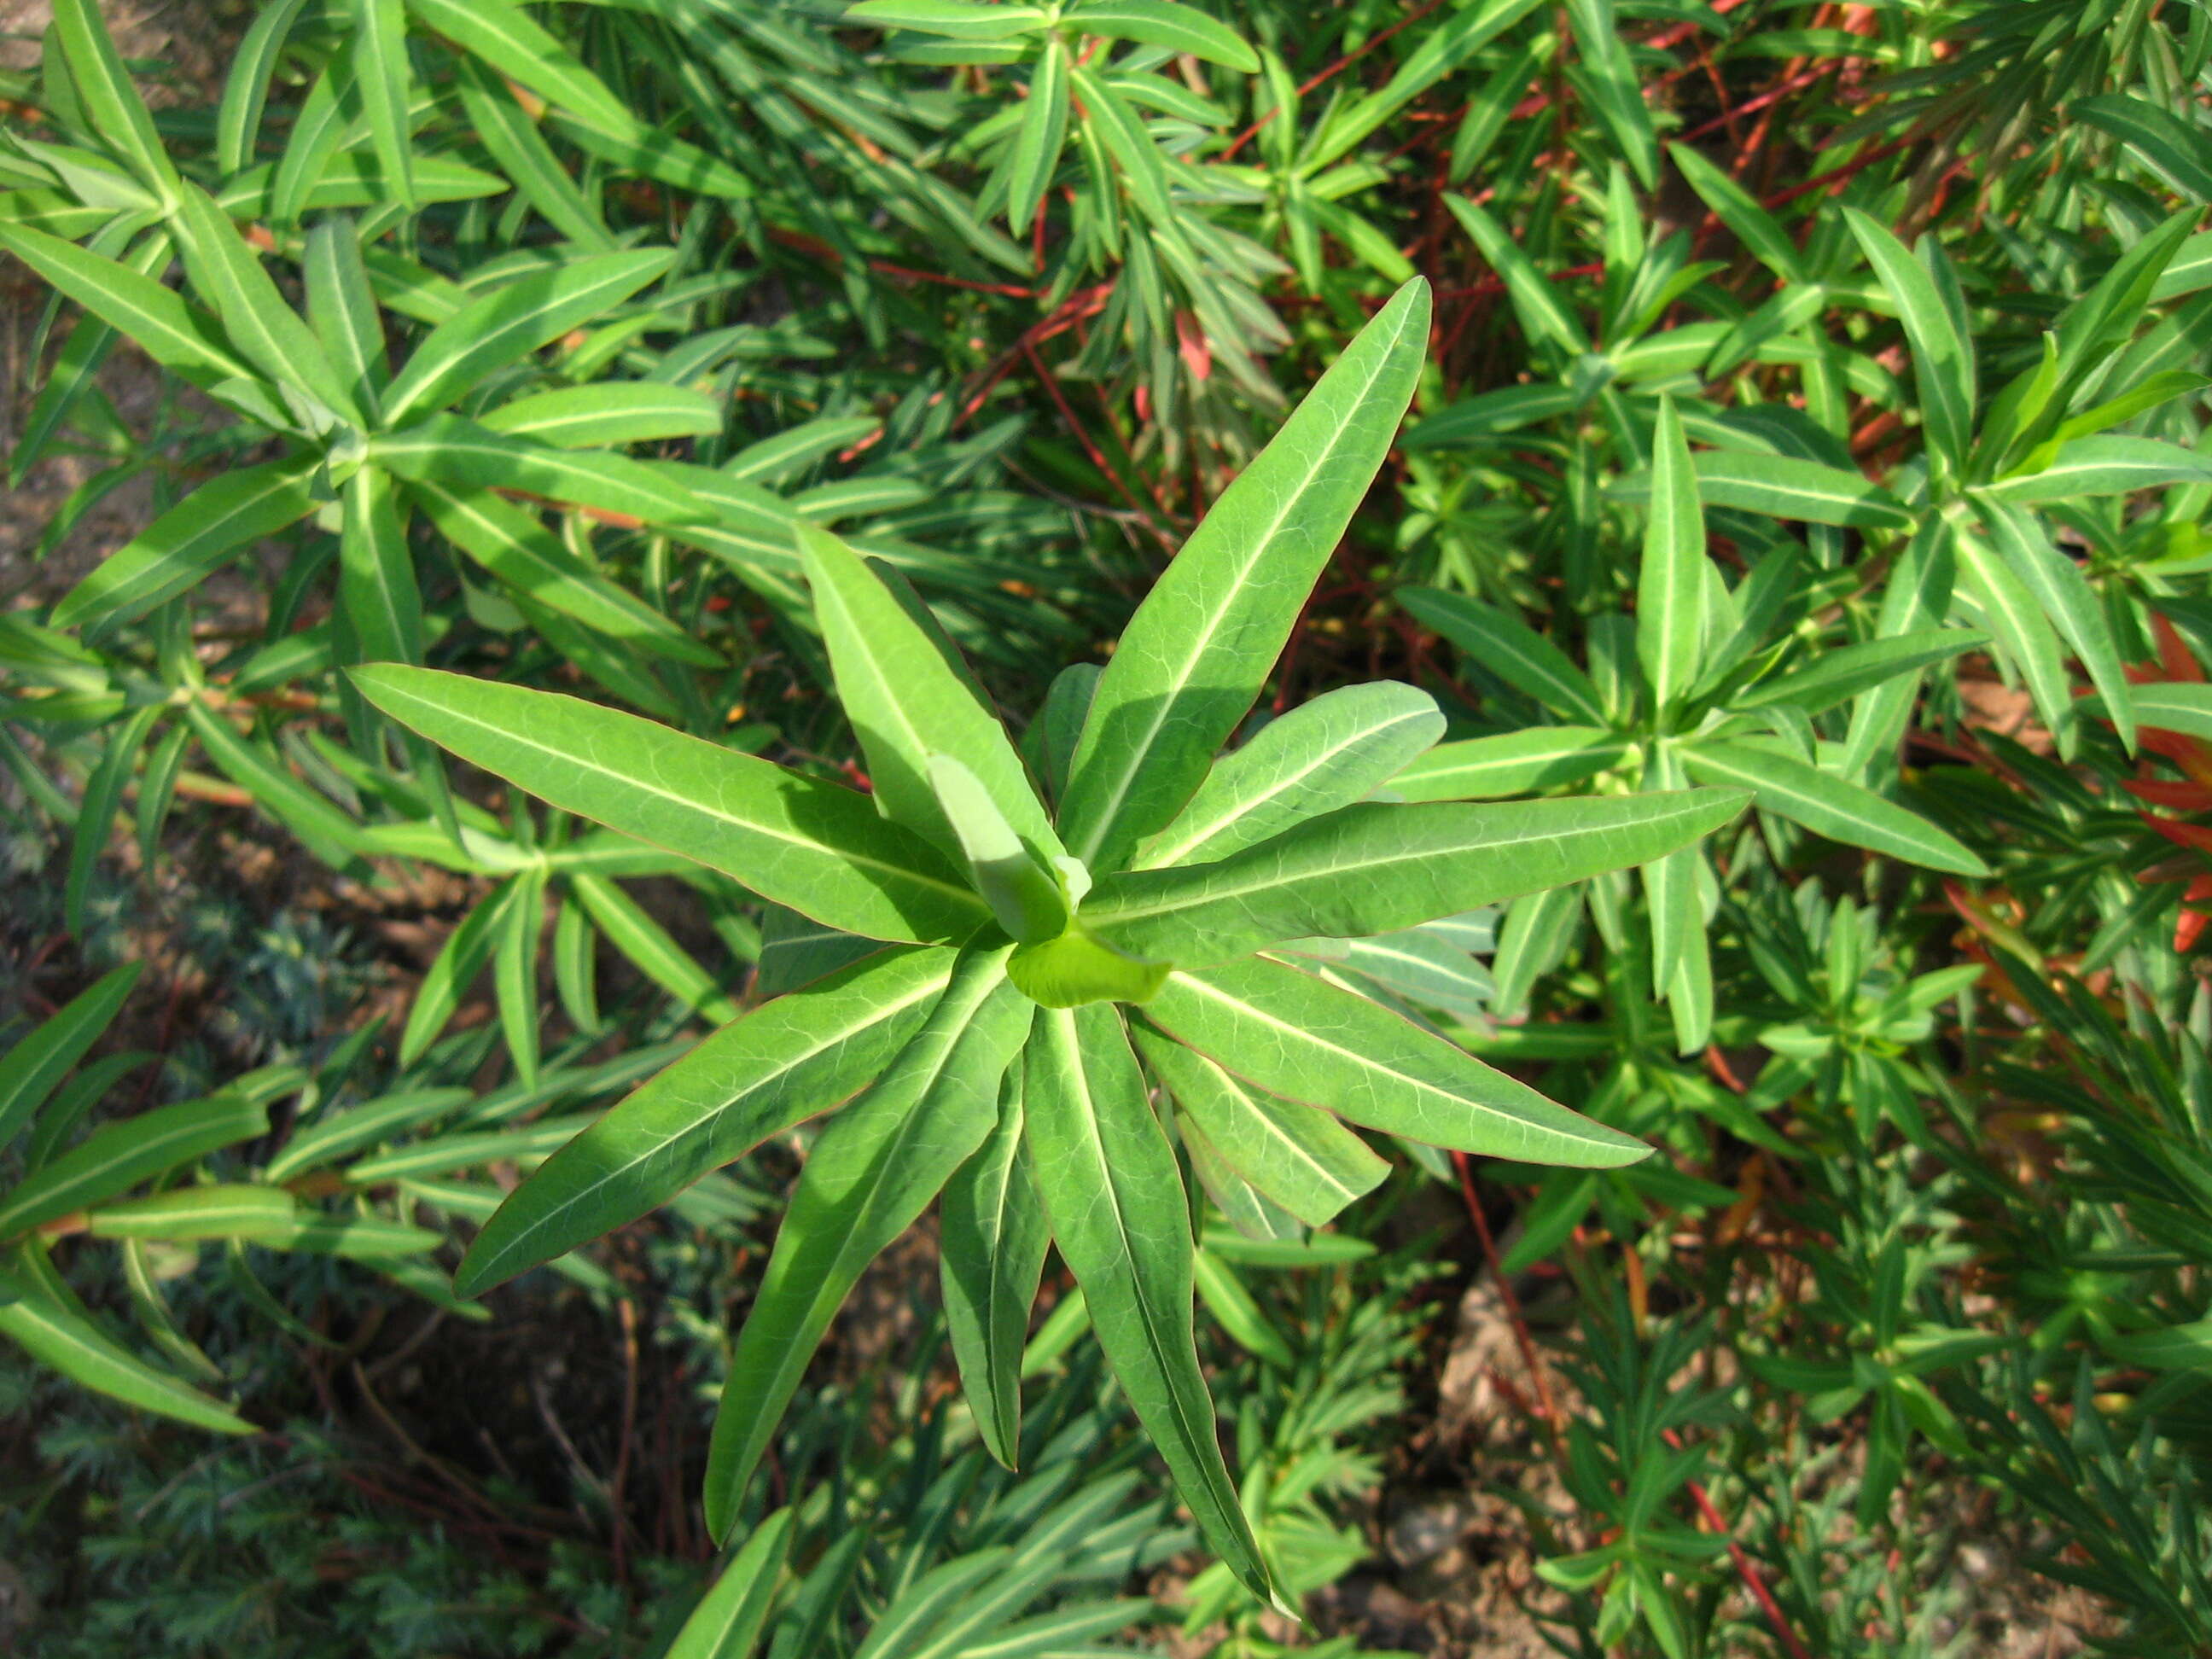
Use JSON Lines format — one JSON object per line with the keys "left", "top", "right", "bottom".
{"left": 1006, "top": 926, "right": 1169, "bottom": 1009}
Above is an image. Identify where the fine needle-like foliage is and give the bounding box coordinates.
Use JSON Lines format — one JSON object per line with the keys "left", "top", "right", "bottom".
{"left": 356, "top": 278, "right": 1745, "bottom": 1599}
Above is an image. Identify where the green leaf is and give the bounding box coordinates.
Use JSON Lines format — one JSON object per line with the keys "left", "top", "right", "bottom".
{"left": 1982, "top": 436, "right": 2212, "bottom": 503}
{"left": 2105, "top": 682, "right": 2212, "bottom": 742}
{"left": 306, "top": 216, "right": 393, "bottom": 422}
{"left": 352, "top": 668, "right": 988, "bottom": 943}
{"left": 338, "top": 466, "right": 422, "bottom": 666}
{"left": 264, "top": 1086, "right": 469, "bottom": 1184}
{"left": 0, "top": 961, "right": 140, "bottom": 1149}
{"left": 703, "top": 945, "right": 1028, "bottom": 1540}
{"left": 1134, "top": 1027, "right": 1385, "bottom": 1225}
{"left": 480, "top": 383, "right": 723, "bottom": 449}
{"left": 1082, "top": 790, "right": 1746, "bottom": 967}
{"left": 1679, "top": 740, "right": 1988, "bottom": 876}
{"left": 66, "top": 703, "right": 161, "bottom": 937}
{"left": 1057, "top": 279, "right": 1431, "bottom": 870}
{"left": 1144, "top": 955, "right": 1647, "bottom": 1165}
{"left": 1688, "top": 451, "right": 1913, "bottom": 529}
{"left": 1637, "top": 398, "right": 1705, "bottom": 714}
{"left": 457, "top": 946, "right": 952, "bottom": 1294}
{"left": 544, "top": 108, "right": 758, "bottom": 205}
{"left": 48, "top": 0, "right": 178, "bottom": 198}
{"left": 1399, "top": 587, "right": 1606, "bottom": 724}
{"left": 0, "top": 1259, "right": 250, "bottom": 1433}
{"left": 0, "top": 221, "right": 252, "bottom": 388}
{"left": 1004, "top": 39, "right": 1069, "bottom": 236}
{"left": 403, "top": 0, "right": 632, "bottom": 126}
{"left": 375, "top": 416, "right": 713, "bottom": 527}
{"left": 51, "top": 454, "right": 321, "bottom": 632}
{"left": 1005, "top": 924, "right": 1170, "bottom": 1009}
{"left": 1734, "top": 631, "right": 1985, "bottom": 719}
{"left": 1390, "top": 726, "right": 1628, "bottom": 801}
{"left": 401, "top": 882, "right": 514, "bottom": 1067}
{"left": 940, "top": 1067, "right": 1050, "bottom": 1468}
{"left": 1445, "top": 197, "right": 1589, "bottom": 355}
{"left": 0, "top": 1090, "right": 267, "bottom": 1241}
{"left": 2075, "top": 93, "right": 2212, "bottom": 203}
{"left": 407, "top": 480, "right": 718, "bottom": 666}
{"left": 82, "top": 1185, "right": 297, "bottom": 1242}
{"left": 926, "top": 755, "right": 1068, "bottom": 943}
{"left": 172, "top": 182, "right": 364, "bottom": 426}
{"left": 667, "top": 1509, "right": 795, "bottom": 1659}
{"left": 799, "top": 523, "right": 1061, "bottom": 866}
{"left": 379, "top": 249, "right": 674, "bottom": 425}
{"left": 1068, "top": 0, "right": 1258, "bottom": 70}
{"left": 1978, "top": 498, "right": 2133, "bottom": 752}
{"left": 568, "top": 871, "right": 742, "bottom": 1024}
{"left": 846, "top": 0, "right": 1049, "bottom": 39}
{"left": 1023, "top": 1004, "right": 1275, "bottom": 1605}
{"left": 1135, "top": 683, "right": 1443, "bottom": 868}
{"left": 1843, "top": 209, "right": 1976, "bottom": 472}
{"left": 349, "top": 0, "right": 415, "bottom": 208}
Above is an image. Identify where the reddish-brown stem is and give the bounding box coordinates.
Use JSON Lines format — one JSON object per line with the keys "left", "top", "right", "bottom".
{"left": 1450, "top": 1149, "right": 1564, "bottom": 1433}
{"left": 1666, "top": 1427, "right": 1816, "bottom": 1659}
{"left": 1220, "top": 0, "right": 1452, "bottom": 160}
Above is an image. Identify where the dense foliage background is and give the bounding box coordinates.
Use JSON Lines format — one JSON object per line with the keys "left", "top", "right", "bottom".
{"left": 3, "top": 0, "right": 2212, "bottom": 1651}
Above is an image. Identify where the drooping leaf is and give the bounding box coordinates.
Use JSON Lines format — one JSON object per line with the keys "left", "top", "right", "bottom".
{"left": 1144, "top": 955, "right": 1647, "bottom": 1166}
{"left": 702, "top": 944, "right": 1028, "bottom": 1540}
{"left": 457, "top": 946, "right": 953, "bottom": 1295}
{"left": 1023, "top": 1004, "right": 1276, "bottom": 1604}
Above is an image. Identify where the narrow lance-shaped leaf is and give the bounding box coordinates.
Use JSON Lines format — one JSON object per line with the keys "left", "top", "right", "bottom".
{"left": 379, "top": 249, "right": 674, "bottom": 425}
{"left": 1641, "top": 747, "right": 1698, "bottom": 998}
{"left": 1134, "top": 1026, "right": 1387, "bottom": 1226}
{"left": 0, "top": 1260, "right": 251, "bottom": 1434}
{"left": 1637, "top": 397, "right": 1704, "bottom": 716}
{"left": 406, "top": 480, "right": 719, "bottom": 667}
{"left": 0, "top": 222, "right": 253, "bottom": 390}
{"left": 940, "top": 1066, "right": 1051, "bottom": 1469}
{"left": 1977, "top": 498, "right": 2134, "bottom": 753}
{"left": 0, "top": 961, "right": 141, "bottom": 1148}
{"left": 799, "top": 522, "right": 1062, "bottom": 865}
{"left": 703, "top": 944, "right": 1030, "bottom": 1540}
{"left": 665, "top": 1509, "right": 795, "bottom": 1659}
{"left": 1135, "top": 682, "right": 1443, "bottom": 868}
{"left": 1679, "top": 739, "right": 1988, "bottom": 876}
{"left": 350, "top": 667, "right": 992, "bottom": 945}
{"left": 1144, "top": 954, "right": 1648, "bottom": 1166}
{"left": 1398, "top": 586, "right": 1607, "bottom": 724}
{"left": 52, "top": 454, "right": 322, "bottom": 632}
{"left": 349, "top": 0, "right": 416, "bottom": 209}
{"left": 457, "top": 945, "right": 954, "bottom": 1291}
{"left": 1391, "top": 726, "right": 1628, "bottom": 802}
{"left": 1082, "top": 789, "right": 1746, "bottom": 966}
{"left": 172, "top": 183, "right": 364, "bottom": 426}
{"left": 0, "top": 1090, "right": 269, "bottom": 1238}
{"left": 1057, "top": 278, "right": 1432, "bottom": 870}
{"left": 1023, "top": 1004, "right": 1278, "bottom": 1607}
{"left": 1844, "top": 209, "right": 1975, "bottom": 473}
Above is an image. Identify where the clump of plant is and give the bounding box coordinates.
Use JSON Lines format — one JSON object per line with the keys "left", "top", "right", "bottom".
{"left": 358, "top": 278, "right": 1744, "bottom": 1600}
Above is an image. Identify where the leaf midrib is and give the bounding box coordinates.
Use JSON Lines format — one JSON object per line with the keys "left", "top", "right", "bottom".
{"left": 470, "top": 961, "right": 950, "bottom": 1277}
{"left": 1141, "top": 703, "right": 1436, "bottom": 868}
{"left": 1069, "top": 304, "right": 1417, "bottom": 864}
{"left": 1092, "top": 796, "right": 1712, "bottom": 927}
{"left": 375, "top": 683, "right": 987, "bottom": 917}
{"left": 1173, "top": 970, "right": 1622, "bottom": 1155}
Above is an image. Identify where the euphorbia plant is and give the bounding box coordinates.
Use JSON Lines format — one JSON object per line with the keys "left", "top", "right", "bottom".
{"left": 354, "top": 279, "right": 1744, "bottom": 1602}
